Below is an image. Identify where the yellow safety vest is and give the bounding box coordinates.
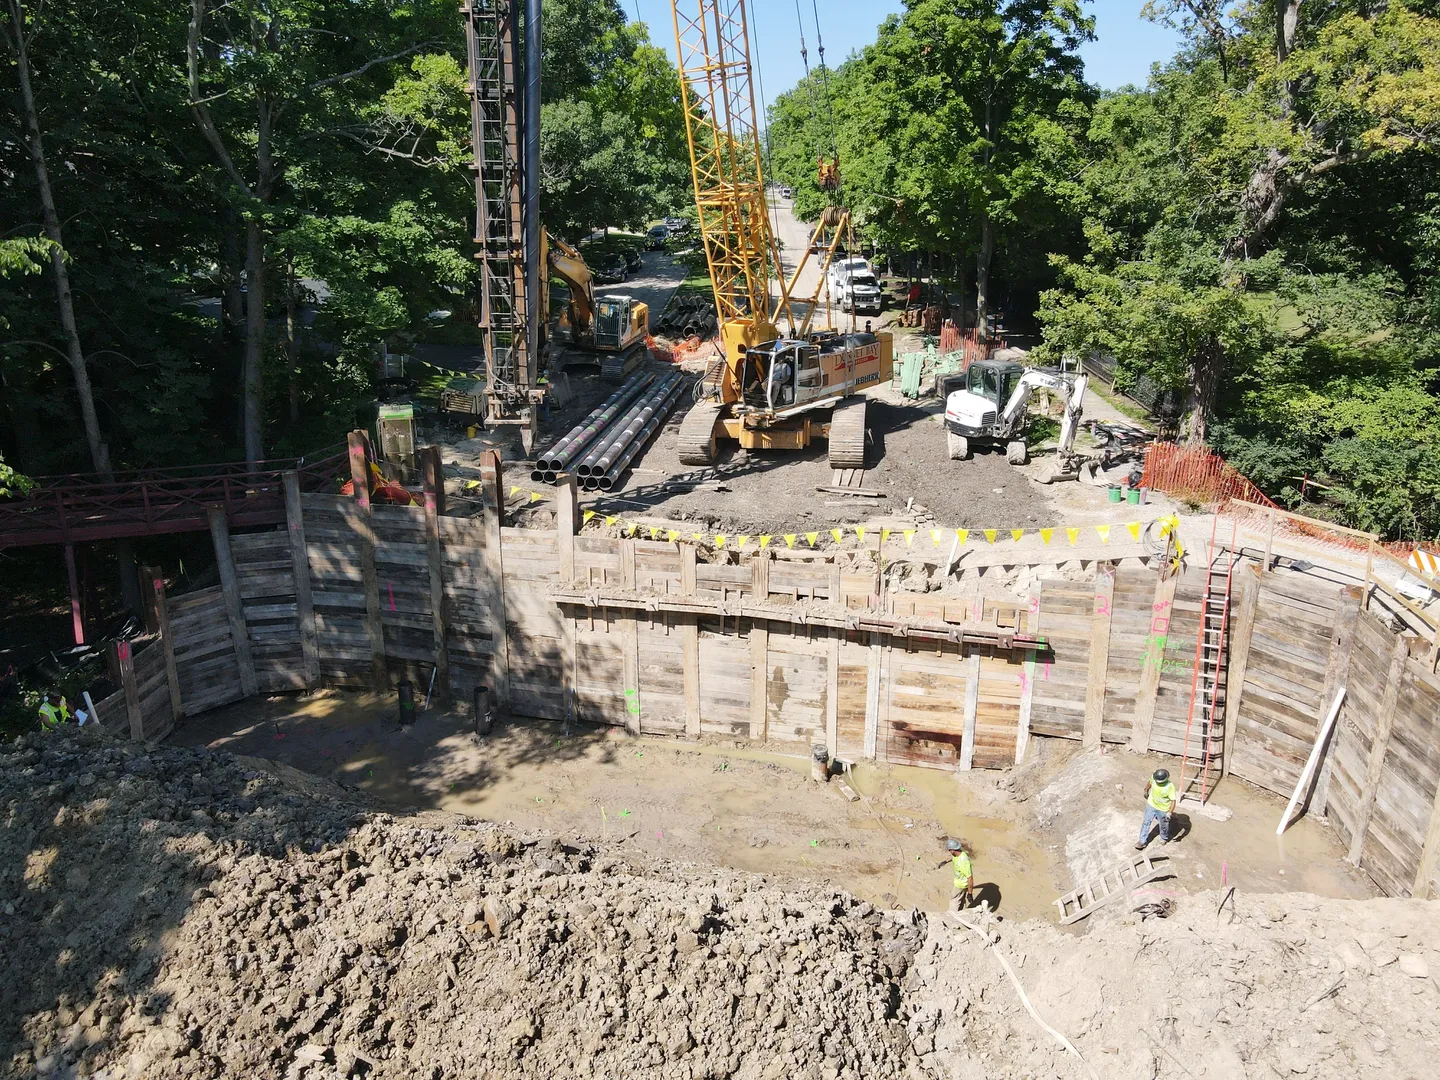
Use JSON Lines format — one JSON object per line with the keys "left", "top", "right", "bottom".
{"left": 38, "top": 698, "right": 70, "bottom": 730}
{"left": 1148, "top": 780, "right": 1177, "bottom": 813}
{"left": 951, "top": 852, "right": 972, "bottom": 889}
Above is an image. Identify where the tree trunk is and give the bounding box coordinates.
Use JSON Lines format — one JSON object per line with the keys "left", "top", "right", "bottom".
{"left": 222, "top": 209, "right": 245, "bottom": 341}
{"left": 242, "top": 216, "right": 266, "bottom": 463}
{"left": 975, "top": 215, "right": 995, "bottom": 341}
{"left": 1184, "top": 336, "right": 1224, "bottom": 445}
{"left": 9, "top": 0, "right": 108, "bottom": 476}
{"left": 286, "top": 260, "right": 300, "bottom": 425}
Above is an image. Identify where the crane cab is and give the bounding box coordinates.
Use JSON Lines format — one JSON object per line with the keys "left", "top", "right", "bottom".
{"left": 739, "top": 331, "right": 893, "bottom": 416}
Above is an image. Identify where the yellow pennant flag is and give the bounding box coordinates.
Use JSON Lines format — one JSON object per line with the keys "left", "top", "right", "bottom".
{"left": 604, "top": 515, "right": 616, "bottom": 526}
{"left": 1095, "top": 525, "right": 1111, "bottom": 543}
{"left": 881, "top": 528, "right": 892, "bottom": 544}
{"left": 649, "top": 526, "right": 661, "bottom": 540}
{"left": 1126, "top": 521, "right": 1142, "bottom": 541}
{"left": 784, "top": 534, "right": 797, "bottom": 548}
{"left": 715, "top": 534, "right": 727, "bottom": 548}
{"left": 626, "top": 522, "right": 638, "bottom": 536}
{"left": 510, "top": 485, "right": 520, "bottom": 497}
{"left": 806, "top": 531, "right": 819, "bottom": 547}
{"left": 737, "top": 535, "right": 749, "bottom": 548}
{"left": 930, "top": 529, "right": 943, "bottom": 546}
{"left": 667, "top": 529, "right": 679, "bottom": 542}
{"left": 530, "top": 492, "right": 541, "bottom": 503}
{"left": 984, "top": 529, "right": 998, "bottom": 544}
{"left": 691, "top": 532, "right": 702, "bottom": 543}
{"left": 583, "top": 510, "right": 596, "bottom": 523}
{"left": 1011, "top": 529, "right": 1024, "bottom": 542}
{"left": 1039, "top": 528, "right": 1054, "bottom": 545}
{"left": 1066, "top": 527, "right": 1080, "bottom": 545}
{"left": 956, "top": 529, "right": 969, "bottom": 545}
{"left": 830, "top": 528, "right": 844, "bottom": 544}
{"left": 903, "top": 530, "right": 915, "bottom": 547}
{"left": 855, "top": 526, "right": 867, "bottom": 541}
{"left": 759, "top": 535, "right": 771, "bottom": 549}
{"left": 465, "top": 479, "right": 481, "bottom": 490}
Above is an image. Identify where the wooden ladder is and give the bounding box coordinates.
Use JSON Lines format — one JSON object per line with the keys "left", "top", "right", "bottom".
{"left": 1178, "top": 517, "right": 1239, "bottom": 802}
{"left": 1053, "top": 852, "right": 1171, "bottom": 924}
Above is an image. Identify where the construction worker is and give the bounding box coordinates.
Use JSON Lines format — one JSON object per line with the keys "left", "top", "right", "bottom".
{"left": 1136, "top": 768, "right": 1178, "bottom": 849}
{"left": 38, "top": 692, "right": 71, "bottom": 731}
{"left": 944, "top": 838, "right": 973, "bottom": 910}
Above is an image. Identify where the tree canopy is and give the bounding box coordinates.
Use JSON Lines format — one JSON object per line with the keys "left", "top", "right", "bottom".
{"left": 1, "top": 0, "right": 686, "bottom": 474}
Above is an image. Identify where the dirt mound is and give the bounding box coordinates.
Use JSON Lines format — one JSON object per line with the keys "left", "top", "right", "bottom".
{"left": 1, "top": 728, "right": 924, "bottom": 1079}
{"left": 912, "top": 895, "right": 1438, "bottom": 1079}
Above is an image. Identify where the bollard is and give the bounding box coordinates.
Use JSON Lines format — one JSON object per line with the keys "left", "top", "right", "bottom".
{"left": 811, "top": 743, "right": 831, "bottom": 783}
{"left": 473, "top": 685, "right": 493, "bottom": 737}
{"left": 397, "top": 680, "right": 416, "bottom": 726}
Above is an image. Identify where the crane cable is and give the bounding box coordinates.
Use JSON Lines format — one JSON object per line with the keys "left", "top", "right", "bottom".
{"left": 809, "top": 0, "right": 841, "bottom": 164}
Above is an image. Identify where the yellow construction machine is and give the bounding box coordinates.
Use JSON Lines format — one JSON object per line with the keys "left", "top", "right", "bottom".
{"left": 669, "top": 0, "right": 893, "bottom": 467}
{"left": 547, "top": 233, "right": 650, "bottom": 381}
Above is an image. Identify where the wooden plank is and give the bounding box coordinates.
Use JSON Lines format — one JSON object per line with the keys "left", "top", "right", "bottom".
{"left": 347, "top": 432, "right": 387, "bottom": 691}
{"left": 826, "top": 630, "right": 839, "bottom": 754}
{"left": 207, "top": 509, "right": 259, "bottom": 698}
{"left": 113, "top": 639, "right": 143, "bottom": 741}
{"left": 1016, "top": 595, "right": 1037, "bottom": 764}
{"left": 750, "top": 619, "right": 768, "bottom": 740}
{"left": 422, "top": 454, "right": 449, "bottom": 703}
{"left": 864, "top": 632, "right": 881, "bottom": 759}
{"left": 141, "top": 567, "right": 184, "bottom": 725}
{"left": 1413, "top": 718, "right": 1440, "bottom": 898}
{"left": 751, "top": 550, "right": 769, "bottom": 599}
{"left": 1348, "top": 632, "right": 1411, "bottom": 865}
{"left": 958, "top": 650, "right": 979, "bottom": 770}
{"left": 1084, "top": 563, "right": 1114, "bottom": 749}
{"left": 1314, "top": 586, "right": 1362, "bottom": 815}
{"left": 683, "top": 613, "right": 701, "bottom": 739}
{"left": 621, "top": 541, "right": 640, "bottom": 735}
{"left": 284, "top": 472, "right": 321, "bottom": 688}
{"left": 1220, "top": 565, "right": 1260, "bottom": 779}
{"left": 1129, "top": 568, "right": 1176, "bottom": 752}
{"left": 555, "top": 473, "right": 577, "bottom": 582}
{"left": 681, "top": 541, "right": 697, "bottom": 594}
{"left": 479, "top": 450, "right": 510, "bottom": 706}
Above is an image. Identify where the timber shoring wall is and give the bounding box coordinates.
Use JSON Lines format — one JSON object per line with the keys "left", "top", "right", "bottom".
{"left": 137, "top": 465, "right": 1440, "bottom": 902}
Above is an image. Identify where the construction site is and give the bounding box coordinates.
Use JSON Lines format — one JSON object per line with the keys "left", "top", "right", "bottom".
{"left": 3, "top": 2, "right": 1439, "bottom": 1079}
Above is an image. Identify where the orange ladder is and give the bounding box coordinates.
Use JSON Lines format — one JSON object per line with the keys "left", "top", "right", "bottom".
{"left": 1178, "top": 516, "right": 1238, "bottom": 802}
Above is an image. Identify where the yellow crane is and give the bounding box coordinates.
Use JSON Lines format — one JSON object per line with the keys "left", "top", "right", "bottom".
{"left": 670, "top": 0, "right": 893, "bottom": 467}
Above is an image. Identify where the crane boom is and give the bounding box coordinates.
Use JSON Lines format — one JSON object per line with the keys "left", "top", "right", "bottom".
{"left": 672, "top": 1, "right": 792, "bottom": 340}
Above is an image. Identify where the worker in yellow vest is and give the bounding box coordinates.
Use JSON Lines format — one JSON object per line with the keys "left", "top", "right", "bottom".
{"left": 38, "top": 692, "right": 71, "bottom": 731}
{"left": 1136, "top": 768, "right": 1178, "bottom": 849}
{"left": 945, "top": 838, "right": 973, "bottom": 910}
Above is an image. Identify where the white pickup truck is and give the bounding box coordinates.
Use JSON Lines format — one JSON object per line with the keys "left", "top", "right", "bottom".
{"left": 827, "top": 256, "right": 883, "bottom": 314}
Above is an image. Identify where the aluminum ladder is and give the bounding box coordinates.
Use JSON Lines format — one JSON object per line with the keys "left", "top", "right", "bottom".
{"left": 1178, "top": 517, "right": 1238, "bottom": 802}
{"left": 1053, "top": 852, "right": 1172, "bottom": 924}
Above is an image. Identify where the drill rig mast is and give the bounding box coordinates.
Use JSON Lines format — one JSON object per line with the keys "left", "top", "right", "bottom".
{"left": 462, "top": 0, "right": 544, "bottom": 451}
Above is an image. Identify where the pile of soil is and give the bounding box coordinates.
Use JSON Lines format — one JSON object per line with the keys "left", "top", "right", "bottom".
{"left": 1, "top": 728, "right": 923, "bottom": 1080}
{"left": 4, "top": 728, "right": 1434, "bottom": 1080}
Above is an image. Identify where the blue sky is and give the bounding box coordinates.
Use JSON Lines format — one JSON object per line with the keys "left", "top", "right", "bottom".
{"left": 629, "top": 0, "right": 1183, "bottom": 96}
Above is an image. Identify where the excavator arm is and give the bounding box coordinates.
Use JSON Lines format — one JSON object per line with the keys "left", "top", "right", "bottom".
{"left": 547, "top": 231, "right": 594, "bottom": 336}
{"left": 1000, "top": 370, "right": 1089, "bottom": 454}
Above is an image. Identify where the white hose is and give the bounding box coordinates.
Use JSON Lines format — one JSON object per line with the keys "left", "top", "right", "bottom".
{"left": 948, "top": 912, "right": 1100, "bottom": 1080}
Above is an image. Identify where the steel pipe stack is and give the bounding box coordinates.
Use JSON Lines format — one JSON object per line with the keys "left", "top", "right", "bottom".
{"left": 596, "top": 376, "right": 687, "bottom": 490}
{"left": 574, "top": 373, "right": 679, "bottom": 480}
{"left": 529, "top": 373, "right": 654, "bottom": 482}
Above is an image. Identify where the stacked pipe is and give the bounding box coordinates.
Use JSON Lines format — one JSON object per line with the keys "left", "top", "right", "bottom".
{"left": 654, "top": 296, "right": 716, "bottom": 337}
{"left": 572, "top": 372, "right": 685, "bottom": 490}
{"left": 594, "top": 375, "right": 688, "bottom": 491}
{"left": 530, "top": 373, "right": 654, "bottom": 483}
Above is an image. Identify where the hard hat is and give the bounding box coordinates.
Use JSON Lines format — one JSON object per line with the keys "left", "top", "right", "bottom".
{"left": 946, "top": 838, "right": 962, "bottom": 852}
{"left": 1153, "top": 768, "right": 1170, "bottom": 784}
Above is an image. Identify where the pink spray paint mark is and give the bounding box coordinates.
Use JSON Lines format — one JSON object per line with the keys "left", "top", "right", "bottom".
{"left": 388, "top": 582, "right": 396, "bottom": 612}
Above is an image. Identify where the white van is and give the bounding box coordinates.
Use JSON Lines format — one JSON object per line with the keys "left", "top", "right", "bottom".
{"left": 827, "top": 256, "right": 882, "bottom": 314}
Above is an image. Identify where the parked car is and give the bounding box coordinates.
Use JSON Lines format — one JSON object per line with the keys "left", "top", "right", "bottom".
{"left": 663, "top": 215, "right": 690, "bottom": 234}
{"left": 624, "top": 248, "right": 643, "bottom": 272}
{"left": 780, "top": 186, "right": 792, "bottom": 199}
{"left": 593, "top": 256, "right": 628, "bottom": 284}
{"left": 646, "top": 224, "right": 669, "bottom": 249}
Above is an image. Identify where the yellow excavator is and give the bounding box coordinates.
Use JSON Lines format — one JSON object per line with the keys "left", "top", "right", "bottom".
{"left": 547, "top": 233, "right": 650, "bottom": 381}
{"left": 670, "top": 0, "right": 893, "bottom": 467}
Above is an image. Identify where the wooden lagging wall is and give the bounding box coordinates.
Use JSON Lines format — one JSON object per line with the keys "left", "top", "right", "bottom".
{"left": 141, "top": 465, "right": 1440, "bottom": 902}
